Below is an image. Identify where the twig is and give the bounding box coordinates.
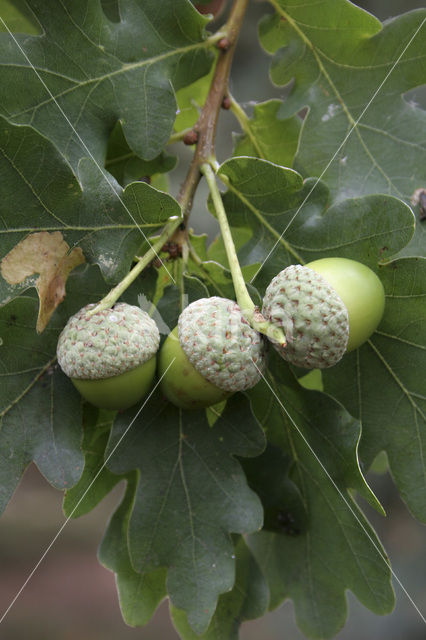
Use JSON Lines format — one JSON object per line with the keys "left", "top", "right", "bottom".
{"left": 177, "top": 0, "right": 250, "bottom": 222}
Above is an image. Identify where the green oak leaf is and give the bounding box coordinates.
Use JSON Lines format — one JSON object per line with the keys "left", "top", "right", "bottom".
{"left": 190, "top": 257, "right": 260, "bottom": 302}
{"left": 0, "top": 291, "right": 83, "bottom": 513}
{"left": 233, "top": 99, "right": 301, "bottom": 167}
{"left": 189, "top": 233, "right": 210, "bottom": 261}
{"left": 0, "top": 117, "right": 180, "bottom": 305}
{"left": 153, "top": 283, "right": 182, "bottom": 338}
{"left": 171, "top": 536, "right": 270, "bottom": 640}
{"left": 260, "top": 0, "right": 426, "bottom": 254}
{"left": 0, "top": 0, "right": 213, "bottom": 168}
{"left": 99, "top": 475, "right": 168, "bottom": 627}
{"left": 184, "top": 273, "right": 210, "bottom": 303}
{"left": 247, "top": 352, "right": 394, "bottom": 639}
{"left": 0, "top": 263, "right": 114, "bottom": 514}
{"left": 105, "top": 121, "right": 176, "bottom": 188}
{"left": 242, "top": 443, "right": 310, "bottom": 535}
{"left": 208, "top": 228, "right": 252, "bottom": 263}
{"left": 188, "top": 232, "right": 261, "bottom": 302}
{"left": 260, "top": 1, "right": 426, "bottom": 202}
{"left": 63, "top": 405, "right": 121, "bottom": 518}
{"left": 323, "top": 257, "right": 426, "bottom": 521}
{"left": 105, "top": 392, "right": 265, "bottom": 634}
{"left": 175, "top": 64, "right": 216, "bottom": 133}
{"left": 218, "top": 156, "right": 414, "bottom": 291}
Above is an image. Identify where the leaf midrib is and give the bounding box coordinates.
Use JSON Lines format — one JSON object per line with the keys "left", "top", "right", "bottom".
{"left": 5, "top": 39, "right": 209, "bottom": 120}
{"left": 0, "top": 223, "right": 160, "bottom": 234}
{"left": 219, "top": 173, "right": 305, "bottom": 265}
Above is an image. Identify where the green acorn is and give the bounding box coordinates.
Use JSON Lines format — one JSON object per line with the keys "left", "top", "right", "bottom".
{"left": 306, "top": 257, "right": 385, "bottom": 352}
{"left": 262, "top": 264, "right": 349, "bottom": 369}
{"left": 57, "top": 302, "right": 160, "bottom": 410}
{"left": 262, "top": 259, "right": 386, "bottom": 369}
{"left": 159, "top": 296, "right": 267, "bottom": 409}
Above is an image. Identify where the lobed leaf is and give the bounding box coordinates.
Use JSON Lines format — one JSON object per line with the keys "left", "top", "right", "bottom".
{"left": 0, "top": 267, "right": 98, "bottom": 514}
{"left": 260, "top": 0, "right": 426, "bottom": 254}
{"left": 99, "top": 475, "right": 168, "bottom": 627}
{"left": 171, "top": 536, "right": 270, "bottom": 640}
{"left": 0, "top": 292, "right": 84, "bottom": 513}
{"left": 0, "top": 117, "right": 180, "bottom": 305}
{"left": 62, "top": 405, "right": 121, "bottom": 518}
{"left": 218, "top": 156, "right": 414, "bottom": 291}
{"left": 105, "top": 393, "right": 265, "bottom": 634}
{"left": 105, "top": 121, "right": 177, "bottom": 188}
{"left": 247, "top": 353, "right": 395, "bottom": 639}
{"left": 0, "top": 0, "right": 214, "bottom": 168}
{"left": 261, "top": 1, "right": 426, "bottom": 201}
{"left": 233, "top": 99, "right": 301, "bottom": 168}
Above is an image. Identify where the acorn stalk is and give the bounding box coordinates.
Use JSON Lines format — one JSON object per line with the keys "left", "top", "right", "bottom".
{"left": 201, "top": 163, "right": 286, "bottom": 348}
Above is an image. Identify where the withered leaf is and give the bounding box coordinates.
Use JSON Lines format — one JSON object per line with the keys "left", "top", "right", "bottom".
{"left": 1, "top": 231, "right": 85, "bottom": 332}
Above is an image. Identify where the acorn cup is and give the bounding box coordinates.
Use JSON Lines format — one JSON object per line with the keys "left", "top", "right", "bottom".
{"left": 57, "top": 303, "right": 160, "bottom": 410}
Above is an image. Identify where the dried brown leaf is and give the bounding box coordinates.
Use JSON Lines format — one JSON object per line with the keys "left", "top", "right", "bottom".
{"left": 1, "top": 231, "right": 85, "bottom": 332}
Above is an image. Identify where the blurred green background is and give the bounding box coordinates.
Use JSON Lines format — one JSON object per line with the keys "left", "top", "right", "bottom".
{"left": 0, "top": 0, "right": 425, "bottom": 638}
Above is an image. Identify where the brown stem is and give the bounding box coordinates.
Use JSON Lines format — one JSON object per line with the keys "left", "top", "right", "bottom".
{"left": 177, "top": 0, "right": 249, "bottom": 223}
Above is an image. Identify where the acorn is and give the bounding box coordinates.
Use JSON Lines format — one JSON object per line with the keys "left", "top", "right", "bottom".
{"left": 306, "top": 257, "right": 385, "bottom": 352}
{"left": 262, "top": 258, "right": 385, "bottom": 369}
{"left": 158, "top": 297, "right": 267, "bottom": 409}
{"left": 57, "top": 303, "right": 160, "bottom": 410}
{"left": 262, "top": 264, "right": 349, "bottom": 369}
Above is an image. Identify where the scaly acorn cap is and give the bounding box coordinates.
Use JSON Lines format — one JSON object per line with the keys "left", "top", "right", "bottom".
{"left": 178, "top": 297, "right": 267, "bottom": 392}
{"left": 57, "top": 302, "right": 160, "bottom": 379}
{"left": 262, "top": 265, "right": 349, "bottom": 369}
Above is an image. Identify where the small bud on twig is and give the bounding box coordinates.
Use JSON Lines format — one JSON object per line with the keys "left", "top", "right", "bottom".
{"left": 217, "top": 37, "right": 230, "bottom": 51}
{"left": 222, "top": 95, "right": 231, "bottom": 110}
{"left": 183, "top": 130, "right": 198, "bottom": 146}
